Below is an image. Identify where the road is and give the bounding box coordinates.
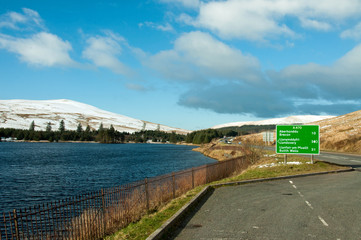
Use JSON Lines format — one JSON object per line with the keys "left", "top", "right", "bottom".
{"left": 169, "top": 148, "right": 361, "bottom": 239}
{"left": 316, "top": 152, "right": 361, "bottom": 169}
{"left": 263, "top": 146, "right": 361, "bottom": 169}
{"left": 171, "top": 172, "right": 361, "bottom": 240}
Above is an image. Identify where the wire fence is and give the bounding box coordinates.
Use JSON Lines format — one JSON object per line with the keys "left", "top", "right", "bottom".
{"left": 1, "top": 156, "right": 250, "bottom": 240}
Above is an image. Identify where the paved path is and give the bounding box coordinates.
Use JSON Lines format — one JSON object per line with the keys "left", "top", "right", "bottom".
{"left": 171, "top": 171, "right": 361, "bottom": 240}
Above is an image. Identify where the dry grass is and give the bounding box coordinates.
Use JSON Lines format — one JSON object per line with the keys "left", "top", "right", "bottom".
{"left": 313, "top": 110, "right": 361, "bottom": 154}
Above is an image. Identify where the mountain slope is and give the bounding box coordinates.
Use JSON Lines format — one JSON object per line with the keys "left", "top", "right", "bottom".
{"left": 212, "top": 115, "right": 335, "bottom": 129}
{"left": 0, "top": 99, "right": 190, "bottom": 134}
{"left": 312, "top": 110, "right": 361, "bottom": 153}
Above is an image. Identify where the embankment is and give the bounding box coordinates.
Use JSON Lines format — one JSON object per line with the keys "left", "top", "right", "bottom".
{"left": 192, "top": 142, "right": 245, "bottom": 161}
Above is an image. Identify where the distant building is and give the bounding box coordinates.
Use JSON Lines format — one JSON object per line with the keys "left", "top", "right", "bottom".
{"left": 1, "top": 137, "right": 17, "bottom": 142}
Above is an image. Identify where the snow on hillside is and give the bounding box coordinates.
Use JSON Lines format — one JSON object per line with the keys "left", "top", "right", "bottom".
{"left": 0, "top": 99, "right": 190, "bottom": 134}
{"left": 211, "top": 115, "right": 335, "bottom": 129}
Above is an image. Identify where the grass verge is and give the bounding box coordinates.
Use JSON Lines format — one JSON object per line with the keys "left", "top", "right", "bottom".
{"left": 105, "top": 153, "right": 350, "bottom": 240}
{"left": 104, "top": 186, "right": 204, "bottom": 240}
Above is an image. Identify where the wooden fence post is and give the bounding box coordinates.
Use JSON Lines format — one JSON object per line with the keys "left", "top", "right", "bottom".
{"left": 191, "top": 168, "right": 194, "bottom": 189}
{"left": 145, "top": 178, "right": 150, "bottom": 211}
{"left": 172, "top": 173, "right": 176, "bottom": 199}
{"left": 13, "top": 209, "right": 20, "bottom": 240}
{"left": 101, "top": 189, "right": 106, "bottom": 236}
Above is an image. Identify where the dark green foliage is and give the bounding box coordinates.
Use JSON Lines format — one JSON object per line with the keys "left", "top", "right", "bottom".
{"left": 29, "top": 121, "right": 35, "bottom": 131}
{"left": 169, "top": 131, "right": 177, "bottom": 143}
{"left": 59, "top": 120, "right": 65, "bottom": 132}
{"left": 0, "top": 127, "right": 184, "bottom": 144}
{"left": 125, "top": 130, "right": 185, "bottom": 143}
{"left": 184, "top": 126, "right": 274, "bottom": 144}
{"left": 217, "top": 125, "right": 276, "bottom": 136}
{"left": 76, "top": 123, "right": 83, "bottom": 133}
{"left": 186, "top": 129, "right": 221, "bottom": 144}
{"left": 46, "top": 122, "right": 52, "bottom": 132}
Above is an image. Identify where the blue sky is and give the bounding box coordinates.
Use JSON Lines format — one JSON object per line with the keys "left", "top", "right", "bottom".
{"left": 1, "top": 0, "right": 361, "bottom": 130}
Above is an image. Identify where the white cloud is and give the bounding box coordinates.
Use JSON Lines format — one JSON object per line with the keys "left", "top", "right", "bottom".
{"left": 82, "top": 32, "right": 133, "bottom": 76}
{"left": 0, "top": 32, "right": 74, "bottom": 67}
{"left": 182, "top": 0, "right": 361, "bottom": 41}
{"left": 341, "top": 22, "right": 361, "bottom": 40}
{"left": 0, "top": 8, "right": 45, "bottom": 30}
{"left": 140, "top": 22, "right": 174, "bottom": 32}
{"left": 299, "top": 18, "right": 331, "bottom": 31}
{"left": 159, "top": 0, "right": 200, "bottom": 9}
{"left": 147, "top": 31, "right": 261, "bottom": 82}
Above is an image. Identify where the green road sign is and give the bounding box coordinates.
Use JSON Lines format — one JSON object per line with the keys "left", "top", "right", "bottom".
{"left": 276, "top": 125, "right": 320, "bottom": 155}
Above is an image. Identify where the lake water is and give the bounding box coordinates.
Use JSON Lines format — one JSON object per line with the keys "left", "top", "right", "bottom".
{"left": 0, "top": 142, "right": 215, "bottom": 213}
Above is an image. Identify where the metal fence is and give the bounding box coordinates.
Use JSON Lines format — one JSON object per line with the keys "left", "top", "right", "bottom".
{"left": 1, "top": 156, "right": 250, "bottom": 240}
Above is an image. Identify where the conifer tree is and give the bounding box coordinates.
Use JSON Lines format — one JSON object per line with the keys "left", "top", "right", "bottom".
{"left": 169, "top": 131, "right": 177, "bottom": 143}
{"left": 29, "top": 121, "right": 35, "bottom": 131}
{"left": 76, "top": 123, "right": 83, "bottom": 133}
{"left": 98, "top": 122, "right": 104, "bottom": 132}
{"left": 59, "top": 120, "right": 65, "bottom": 132}
{"left": 46, "top": 122, "right": 52, "bottom": 132}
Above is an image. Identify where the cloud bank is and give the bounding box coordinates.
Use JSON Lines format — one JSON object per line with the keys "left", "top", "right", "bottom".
{"left": 177, "top": 42, "right": 361, "bottom": 117}
{"left": 181, "top": 0, "right": 361, "bottom": 41}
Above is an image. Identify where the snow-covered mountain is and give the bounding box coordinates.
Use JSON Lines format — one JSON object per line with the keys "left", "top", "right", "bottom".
{"left": 211, "top": 115, "right": 336, "bottom": 129}
{"left": 0, "top": 99, "right": 190, "bottom": 134}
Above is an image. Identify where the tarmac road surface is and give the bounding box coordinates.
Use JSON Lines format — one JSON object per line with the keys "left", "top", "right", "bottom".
{"left": 261, "top": 145, "right": 361, "bottom": 169}
{"left": 171, "top": 171, "right": 361, "bottom": 240}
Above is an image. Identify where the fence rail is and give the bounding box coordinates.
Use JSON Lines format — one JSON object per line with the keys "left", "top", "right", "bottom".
{"left": 1, "top": 156, "right": 250, "bottom": 240}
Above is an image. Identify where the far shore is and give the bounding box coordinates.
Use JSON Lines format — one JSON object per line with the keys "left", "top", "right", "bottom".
{"left": 1, "top": 140, "right": 200, "bottom": 146}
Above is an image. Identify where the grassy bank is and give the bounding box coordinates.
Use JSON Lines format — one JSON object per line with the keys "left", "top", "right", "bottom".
{"left": 105, "top": 152, "right": 349, "bottom": 240}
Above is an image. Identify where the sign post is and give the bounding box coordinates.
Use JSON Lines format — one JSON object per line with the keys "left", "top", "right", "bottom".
{"left": 276, "top": 125, "right": 320, "bottom": 163}
{"left": 263, "top": 131, "right": 274, "bottom": 145}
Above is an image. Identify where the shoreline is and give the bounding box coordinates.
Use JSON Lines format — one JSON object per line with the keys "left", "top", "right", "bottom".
{"left": 0, "top": 140, "right": 200, "bottom": 146}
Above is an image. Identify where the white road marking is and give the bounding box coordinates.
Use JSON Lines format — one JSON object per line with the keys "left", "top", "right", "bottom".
{"left": 318, "top": 216, "right": 329, "bottom": 227}
{"left": 350, "top": 160, "right": 361, "bottom": 163}
{"left": 289, "top": 180, "right": 293, "bottom": 184}
{"left": 305, "top": 201, "right": 313, "bottom": 209}
{"left": 297, "top": 191, "right": 304, "bottom": 198}
{"left": 292, "top": 185, "right": 297, "bottom": 189}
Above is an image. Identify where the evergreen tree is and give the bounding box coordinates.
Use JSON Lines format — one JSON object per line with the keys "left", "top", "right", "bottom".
{"left": 83, "top": 125, "right": 92, "bottom": 141}
{"left": 76, "top": 123, "right": 83, "bottom": 133}
{"left": 96, "top": 123, "right": 105, "bottom": 143}
{"left": 59, "top": 120, "right": 65, "bottom": 132}
{"left": 46, "top": 122, "right": 52, "bottom": 132}
{"left": 169, "top": 131, "right": 177, "bottom": 143}
{"left": 107, "top": 125, "right": 115, "bottom": 143}
{"left": 98, "top": 123, "right": 104, "bottom": 132}
{"left": 29, "top": 121, "right": 35, "bottom": 131}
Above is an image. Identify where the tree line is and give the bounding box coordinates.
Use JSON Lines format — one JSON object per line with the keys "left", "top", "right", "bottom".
{"left": 185, "top": 125, "right": 276, "bottom": 144}
{"left": 0, "top": 120, "right": 186, "bottom": 144}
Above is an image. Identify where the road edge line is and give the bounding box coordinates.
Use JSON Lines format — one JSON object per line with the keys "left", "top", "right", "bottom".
{"left": 211, "top": 168, "right": 353, "bottom": 188}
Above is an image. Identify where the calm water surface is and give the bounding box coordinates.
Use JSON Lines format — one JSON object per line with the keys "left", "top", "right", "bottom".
{"left": 0, "top": 142, "right": 215, "bottom": 213}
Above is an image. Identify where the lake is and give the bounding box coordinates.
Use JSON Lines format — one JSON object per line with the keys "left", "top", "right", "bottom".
{"left": 0, "top": 142, "right": 215, "bottom": 213}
